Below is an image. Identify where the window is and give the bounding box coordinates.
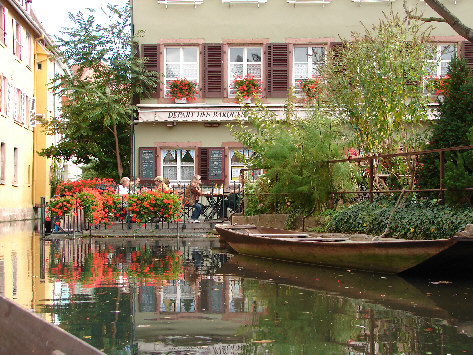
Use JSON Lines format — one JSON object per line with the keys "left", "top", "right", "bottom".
{"left": 165, "top": 47, "right": 199, "bottom": 98}
{"left": 0, "top": 142, "right": 5, "bottom": 184}
{"left": 229, "top": 148, "right": 263, "bottom": 182}
{"left": 293, "top": 46, "right": 325, "bottom": 94}
{"left": 228, "top": 47, "right": 262, "bottom": 96}
{"left": 0, "top": 6, "right": 6, "bottom": 45}
{"left": 13, "top": 20, "right": 22, "bottom": 59}
{"left": 25, "top": 32, "right": 31, "bottom": 67}
{"left": 162, "top": 149, "right": 195, "bottom": 183}
{"left": 428, "top": 44, "right": 456, "bottom": 78}
{"left": 13, "top": 147, "right": 18, "bottom": 185}
{"left": 229, "top": 149, "right": 252, "bottom": 181}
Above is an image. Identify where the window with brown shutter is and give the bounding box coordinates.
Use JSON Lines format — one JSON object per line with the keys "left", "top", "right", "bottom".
{"left": 142, "top": 44, "right": 160, "bottom": 98}
{"left": 463, "top": 41, "right": 473, "bottom": 75}
{"left": 203, "top": 44, "right": 224, "bottom": 98}
{"left": 198, "top": 147, "right": 225, "bottom": 185}
{"left": 265, "top": 43, "right": 289, "bottom": 98}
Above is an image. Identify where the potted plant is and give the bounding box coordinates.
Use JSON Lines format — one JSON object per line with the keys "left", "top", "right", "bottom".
{"left": 169, "top": 78, "right": 198, "bottom": 103}
{"left": 300, "top": 77, "right": 322, "bottom": 102}
{"left": 231, "top": 75, "right": 262, "bottom": 103}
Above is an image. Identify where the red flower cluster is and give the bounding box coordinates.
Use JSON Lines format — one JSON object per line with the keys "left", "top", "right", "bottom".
{"left": 168, "top": 78, "right": 198, "bottom": 101}
{"left": 231, "top": 75, "right": 262, "bottom": 101}
{"left": 300, "top": 77, "right": 322, "bottom": 102}
{"left": 49, "top": 246, "right": 184, "bottom": 287}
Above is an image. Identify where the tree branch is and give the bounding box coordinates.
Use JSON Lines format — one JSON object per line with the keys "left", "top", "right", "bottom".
{"left": 405, "top": 0, "right": 473, "bottom": 43}
{"left": 403, "top": 0, "right": 445, "bottom": 23}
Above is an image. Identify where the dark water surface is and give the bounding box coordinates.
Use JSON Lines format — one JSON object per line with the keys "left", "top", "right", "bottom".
{"left": 2, "top": 222, "right": 473, "bottom": 354}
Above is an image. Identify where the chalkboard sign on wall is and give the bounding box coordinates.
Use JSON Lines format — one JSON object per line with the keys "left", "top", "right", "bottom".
{"left": 139, "top": 147, "right": 156, "bottom": 180}
{"left": 209, "top": 148, "right": 224, "bottom": 181}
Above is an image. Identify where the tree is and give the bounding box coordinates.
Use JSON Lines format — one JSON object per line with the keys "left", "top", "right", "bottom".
{"left": 416, "top": 57, "right": 473, "bottom": 203}
{"left": 39, "top": 3, "right": 159, "bottom": 180}
{"left": 404, "top": 0, "right": 473, "bottom": 43}
{"left": 322, "top": 11, "right": 435, "bottom": 189}
{"left": 230, "top": 97, "right": 352, "bottom": 214}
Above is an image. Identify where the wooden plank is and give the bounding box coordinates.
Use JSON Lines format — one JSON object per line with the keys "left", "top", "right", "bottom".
{"left": 0, "top": 296, "right": 104, "bottom": 355}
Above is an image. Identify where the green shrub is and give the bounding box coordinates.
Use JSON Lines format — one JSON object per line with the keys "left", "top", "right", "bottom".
{"left": 328, "top": 196, "right": 473, "bottom": 239}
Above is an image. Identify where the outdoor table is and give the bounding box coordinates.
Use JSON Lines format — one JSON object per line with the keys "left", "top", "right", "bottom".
{"left": 202, "top": 192, "right": 229, "bottom": 220}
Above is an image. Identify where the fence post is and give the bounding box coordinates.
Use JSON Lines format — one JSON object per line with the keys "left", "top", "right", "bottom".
{"left": 439, "top": 150, "right": 445, "bottom": 204}
{"left": 40, "top": 197, "right": 45, "bottom": 237}
{"left": 369, "top": 156, "right": 374, "bottom": 203}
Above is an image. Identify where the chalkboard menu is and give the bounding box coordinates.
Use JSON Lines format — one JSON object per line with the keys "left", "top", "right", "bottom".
{"left": 139, "top": 147, "right": 156, "bottom": 180}
{"left": 209, "top": 148, "right": 224, "bottom": 181}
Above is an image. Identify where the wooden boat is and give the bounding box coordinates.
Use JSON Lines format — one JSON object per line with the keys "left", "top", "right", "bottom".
{"left": 215, "top": 224, "right": 473, "bottom": 275}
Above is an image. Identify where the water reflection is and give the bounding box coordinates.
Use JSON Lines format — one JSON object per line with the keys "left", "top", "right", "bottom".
{"left": 1, "top": 225, "right": 473, "bottom": 354}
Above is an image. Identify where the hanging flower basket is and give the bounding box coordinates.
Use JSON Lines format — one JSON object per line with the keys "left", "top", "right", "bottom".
{"left": 169, "top": 78, "right": 198, "bottom": 102}
{"left": 231, "top": 75, "right": 262, "bottom": 103}
{"left": 300, "top": 77, "right": 322, "bottom": 102}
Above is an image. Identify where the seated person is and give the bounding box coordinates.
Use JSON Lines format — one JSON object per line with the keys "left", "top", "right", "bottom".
{"left": 221, "top": 175, "right": 244, "bottom": 218}
{"left": 129, "top": 177, "right": 141, "bottom": 194}
{"left": 154, "top": 176, "right": 168, "bottom": 191}
{"left": 184, "top": 175, "right": 204, "bottom": 223}
{"left": 116, "top": 177, "right": 130, "bottom": 196}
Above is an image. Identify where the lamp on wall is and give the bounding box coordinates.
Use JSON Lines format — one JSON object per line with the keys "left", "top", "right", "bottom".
{"left": 165, "top": 121, "right": 177, "bottom": 127}
{"left": 204, "top": 122, "right": 220, "bottom": 127}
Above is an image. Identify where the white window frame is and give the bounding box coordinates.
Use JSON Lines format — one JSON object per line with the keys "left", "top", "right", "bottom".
{"left": 161, "top": 149, "right": 195, "bottom": 184}
{"left": 25, "top": 32, "right": 31, "bottom": 67}
{"left": 228, "top": 46, "right": 263, "bottom": 97}
{"left": 428, "top": 44, "right": 456, "bottom": 78}
{"left": 292, "top": 45, "right": 325, "bottom": 95}
{"left": 164, "top": 46, "right": 199, "bottom": 98}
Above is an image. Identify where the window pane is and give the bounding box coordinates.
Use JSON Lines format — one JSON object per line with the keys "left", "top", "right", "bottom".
{"left": 166, "top": 64, "right": 179, "bottom": 78}
{"left": 183, "top": 64, "right": 198, "bottom": 80}
{"left": 247, "top": 48, "right": 261, "bottom": 63}
{"left": 294, "top": 63, "right": 308, "bottom": 79}
{"left": 247, "top": 63, "right": 261, "bottom": 78}
{"left": 294, "top": 47, "right": 308, "bottom": 63}
{"left": 181, "top": 149, "right": 195, "bottom": 163}
{"left": 181, "top": 166, "right": 194, "bottom": 181}
{"left": 440, "top": 45, "right": 455, "bottom": 61}
{"left": 163, "top": 150, "right": 177, "bottom": 164}
{"left": 183, "top": 47, "right": 197, "bottom": 62}
{"left": 311, "top": 47, "right": 325, "bottom": 63}
{"left": 163, "top": 166, "right": 177, "bottom": 181}
{"left": 230, "top": 48, "right": 244, "bottom": 62}
{"left": 230, "top": 63, "right": 244, "bottom": 78}
{"left": 166, "top": 48, "right": 180, "bottom": 62}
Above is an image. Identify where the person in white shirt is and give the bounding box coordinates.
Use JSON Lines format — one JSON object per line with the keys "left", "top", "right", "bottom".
{"left": 117, "top": 177, "right": 130, "bottom": 196}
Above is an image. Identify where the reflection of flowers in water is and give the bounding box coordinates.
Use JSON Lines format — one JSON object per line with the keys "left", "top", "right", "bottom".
{"left": 49, "top": 246, "right": 183, "bottom": 287}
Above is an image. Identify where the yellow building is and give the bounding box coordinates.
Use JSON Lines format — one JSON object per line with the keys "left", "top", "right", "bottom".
{"left": 0, "top": 0, "right": 65, "bottom": 221}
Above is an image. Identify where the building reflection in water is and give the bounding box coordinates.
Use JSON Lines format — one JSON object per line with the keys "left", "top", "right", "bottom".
{"left": 2, "top": 225, "right": 473, "bottom": 354}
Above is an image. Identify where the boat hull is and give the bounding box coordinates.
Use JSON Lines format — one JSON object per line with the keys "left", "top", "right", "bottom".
{"left": 216, "top": 225, "right": 473, "bottom": 275}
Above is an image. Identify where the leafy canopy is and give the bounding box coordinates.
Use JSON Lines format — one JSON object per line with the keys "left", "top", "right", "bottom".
{"left": 38, "top": 3, "right": 160, "bottom": 180}
{"left": 322, "top": 11, "right": 435, "bottom": 156}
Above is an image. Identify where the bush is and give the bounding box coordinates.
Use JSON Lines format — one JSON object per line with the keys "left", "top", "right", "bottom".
{"left": 328, "top": 196, "right": 473, "bottom": 239}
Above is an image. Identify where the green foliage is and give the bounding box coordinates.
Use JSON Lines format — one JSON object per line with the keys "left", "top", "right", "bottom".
{"left": 38, "top": 3, "right": 160, "bottom": 180}
{"left": 231, "top": 96, "right": 353, "bottom": 214}
{"left": 328, "top": 196, "right": 473, "bottom": 239}
{"left": 323, "top": 11, "right": 433, "bottom": 156}
{"left": 417, "top": 56, "right": 473, "bottom": 201}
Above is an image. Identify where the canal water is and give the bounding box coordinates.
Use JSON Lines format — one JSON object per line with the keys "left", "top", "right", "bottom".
{"left": 2, "top": 222, "right": 473, "bottom": 354}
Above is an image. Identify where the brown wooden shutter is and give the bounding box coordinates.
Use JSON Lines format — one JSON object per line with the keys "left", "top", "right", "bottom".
{"left": 463, "top": 41, "right": 473, "bottom": 75}
{"left": 266, "top": 43, "right": 289, "bottom": 98}
{"left": 198, "top": 147, "right": 209, "bottom": 183}
{"left": 142, "top": 44, "right": 160, "bottom": 98}
{"left": 203, "top": 44, "right": 224, "bottom": 98}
